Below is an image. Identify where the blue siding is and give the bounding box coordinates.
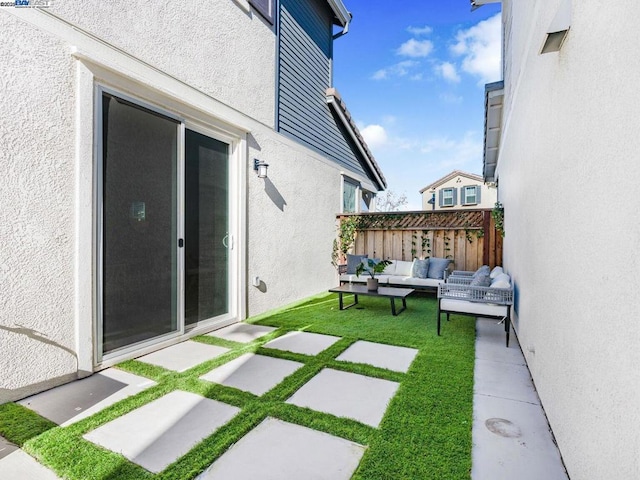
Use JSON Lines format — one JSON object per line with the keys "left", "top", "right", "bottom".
{"left": 278, "top": 0, "right": 368, "bottom": 178}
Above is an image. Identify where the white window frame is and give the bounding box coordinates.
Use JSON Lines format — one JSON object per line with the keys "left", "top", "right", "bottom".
{"left": 463, "top": 185, "right": 478, "bottom": 205}
{"left": 442, "top": 188, "right": 454, "bottom": 207}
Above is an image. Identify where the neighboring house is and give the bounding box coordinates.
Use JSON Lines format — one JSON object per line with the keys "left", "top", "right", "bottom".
{"left": 478, "top": 1, "right": 640, "bottom": 479}
{"left": 419, "top": 170, "right": 497, "bottom": 211}
{"left": 0, "top": 0, "right": 385, "bottom": 403}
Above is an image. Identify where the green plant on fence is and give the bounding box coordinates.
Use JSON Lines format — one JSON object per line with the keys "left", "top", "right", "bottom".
{"left": 411, "top": 231, "right": 417, "bottom": 259}
{"left": 492, "top": 202, "right": 505, "bottom": 237}
{"left": 331, "top": 216, "right": 360, "bottom": 268}
{"left": 421, "top": 232, "right": 431, "bottom": 257}
{"left": 444, "top": 235, "right": 452, "bottom": 259}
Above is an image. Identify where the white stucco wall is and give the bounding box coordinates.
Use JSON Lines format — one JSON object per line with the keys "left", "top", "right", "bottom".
{"left": 0, "top": 14, "right": 78, "bottom": 403}
{"left": 1, "top": 2, "right": 348, "bottom": 402}
{"left": 50, "top": 0, "right": 276, "bottom": 126}
{"left": 498, "top": 1, "right": 640, "bottom": 479}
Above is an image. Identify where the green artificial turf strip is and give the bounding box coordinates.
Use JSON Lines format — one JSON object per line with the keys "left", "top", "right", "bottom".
{"left": 14, "top": 292, "right": 476, "bottom": 479}
{"left": 0, "top": 403, "right": 56, "bottom": 446}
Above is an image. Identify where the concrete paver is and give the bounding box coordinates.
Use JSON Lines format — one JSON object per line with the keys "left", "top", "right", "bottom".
{"left": 196, "top": 417, "right": 365, "bottom": 480}
{"left": 206, "top": 323, "right": 277, "bottom": 343}
{"left": 472, "top": 318, "right": 568, "bottom": 480}
{"left": 18, "top": 368, "right": 156, "bottom": 426}
{"left": 84, "top": 390, "right": 239, "bottom": 473}
{"left": 286, "top": 368, "right": 399, "bottom": 428}
{"left": 0, "top": 450, "right": 61, "bottom": 480}
{"left": 263, "top": 331, "right": 341, "bottom": 356}
{"left": 200, "top": 353, "right": 303, "bottom": 396}
{"left": 136, "top": 340, "right": 229, "bottom": 372}
{"left": 0, "top": 435, "right": 18, "bottom": 460}
{"left": 336, "top": 340, "right": 418, "bottom": 373}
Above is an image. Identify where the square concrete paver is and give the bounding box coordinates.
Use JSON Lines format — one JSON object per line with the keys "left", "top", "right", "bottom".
{"left": 336, "top": 341, "right": 418, "bottom": 373}
{"left": 0, "top": 450, "right": 61, "bottom": 480}
{"left": 474, "top": 359, "right": 539, "bottom": 405}
{"left": 472, "top": 394, "right": 568, "bottom": 480}
{"left": 207, "top": 323, "right": 277, "bottom": 343}
{"left": 263, "top": 331, "right": 341, "bottom": 356}
{"left": 84, "top": 390, "right": 239, "bottom": 473}
{"left": 287, "top": 368, "right": 399, "bottom": 428}
{"left": 196, "top": 417, "right": 365, "bottom": 480}
{"left": 18, "top": 368, "right": 156, "bottom": 426}
{"left": 200, "top": 353, "right": 304, "bottom": 396}
{"left": 136, "top": 341, "right": 229, "bottom": 372}
{"left": 0, "top": 436, "right": 18, "bottom": 461}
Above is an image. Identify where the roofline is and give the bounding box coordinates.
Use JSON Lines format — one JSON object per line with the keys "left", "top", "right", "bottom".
{"left": 483, "top": 81, "right": 504, "bottom": 183}
{"left": 326, "top": 88, "right": 387, "bottom": 191}
{"left": 327, "top": 0, "right": 351, "bottom": 27}
{"left": 470, "top": 0, "right": 502, "bottom": 11}
{"left": 419, "top": 170, "right": 484, "bottom": 193}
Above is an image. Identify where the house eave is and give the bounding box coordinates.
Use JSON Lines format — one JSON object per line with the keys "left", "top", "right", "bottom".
{"left": 326, "top": 88, "right": 387, "bottom": 191}
{"left": 483, "top": 81, "right": 504, "bottom": 183}
{"left": 326, "top": 0, "right": 351, "bottom": 27}
{"left": 419, "top": 170, "right": 484, "bottom": 193}
{"left": 470, "top": 0, "right": 502, "bottom": 11}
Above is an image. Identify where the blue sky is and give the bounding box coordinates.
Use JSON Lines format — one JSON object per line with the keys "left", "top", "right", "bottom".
{"left": 333, "top": 1, "right": 502, "bottom": 210}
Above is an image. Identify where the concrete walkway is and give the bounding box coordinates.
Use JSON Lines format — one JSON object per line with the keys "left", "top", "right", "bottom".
{"left": 0, "top": 320, "right": 569, "bottom": 479}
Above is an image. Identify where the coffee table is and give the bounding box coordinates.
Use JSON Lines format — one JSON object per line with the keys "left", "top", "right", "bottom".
{"left": 328, "top": 284, "right": 415, "bottom": 316}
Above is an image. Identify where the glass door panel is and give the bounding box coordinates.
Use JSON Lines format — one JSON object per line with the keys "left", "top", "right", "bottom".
{"left": 101, "top": 93, "right": 179, "bottom": 354}
{"left": 185, "top": 129, "right": 229, "bottom": 325}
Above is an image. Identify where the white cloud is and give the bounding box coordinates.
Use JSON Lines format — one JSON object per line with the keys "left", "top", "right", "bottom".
{"left": 360, "top": 124, "right": 389, "bottom": 149}
{"left": 371, "top": 60, "right": 419, "bottom": 80}
{"left": 407, "top": 25, "right": 433, "bottom": 36}
{"left": 451, "top": 13, "right": 502, "bottom": 84}
{"left": 419, "top": 131, "right": 483, "bottom": 170}
{"left": 435, "top": 61, "right": 461, "bottom": 83}
{"left": 397, "top": 38, "right": 434, "bottom": 58}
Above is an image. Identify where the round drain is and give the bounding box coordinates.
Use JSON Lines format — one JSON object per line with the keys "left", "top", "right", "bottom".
{"left": 485, "top": 418, "right": 522, "bottom": 438}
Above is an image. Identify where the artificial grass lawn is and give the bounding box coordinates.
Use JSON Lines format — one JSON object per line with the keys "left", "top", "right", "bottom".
{"left": 2, "top": 292, "right": 476, "bottom": 479}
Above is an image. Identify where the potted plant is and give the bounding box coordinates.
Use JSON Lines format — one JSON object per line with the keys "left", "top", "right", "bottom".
{"left": 356, "top": 259, "right": 392, "bottom": 291}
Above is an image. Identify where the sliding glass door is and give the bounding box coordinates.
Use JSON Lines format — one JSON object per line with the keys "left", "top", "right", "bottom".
{"left": 185, "top": 129, "right": 229, "bottom": 326}
{"left": 100, "top": 91, "right": 232, "bottom": 358}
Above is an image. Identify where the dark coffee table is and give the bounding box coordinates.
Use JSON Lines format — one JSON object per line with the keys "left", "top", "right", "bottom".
{"left": 328, "top": 284, "right": 415, "bottom": 316}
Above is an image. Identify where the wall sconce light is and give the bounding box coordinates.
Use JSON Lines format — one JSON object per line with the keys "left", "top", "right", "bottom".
{"left": 254, "top": 159, "right": 269, "bottom": 179}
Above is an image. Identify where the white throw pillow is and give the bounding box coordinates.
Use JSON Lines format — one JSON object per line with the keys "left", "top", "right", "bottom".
{"left": 382, "top": 260, "right": 396, "bottom": 275}
{"left": 490, "top": 266, "right": 504, "bottom": 279}
{"left": 490, "top": 273, "right": 511, "bottom": 289}
{"left": 395, "top": 260, "right": 414, "bottom": 277}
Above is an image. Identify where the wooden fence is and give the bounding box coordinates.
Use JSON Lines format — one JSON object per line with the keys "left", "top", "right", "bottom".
{"left": 337, "top": 209, "right": 502, "bottom": 272}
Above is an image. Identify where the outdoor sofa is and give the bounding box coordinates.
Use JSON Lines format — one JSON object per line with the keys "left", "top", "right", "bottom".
{"left": 437, "top": 265, "right": 514, "bottom": 346}
{"left": 339, "top": 254, "right": 452, "bottom": 292}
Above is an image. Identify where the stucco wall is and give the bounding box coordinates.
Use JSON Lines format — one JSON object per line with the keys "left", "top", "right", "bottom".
{"left": 498, "top": 1, "right": 640, "bottom": 479}
{"left": 246, "top": 126, "right": 341, "bottom": 316}
{"left": 51, "top": 0, "right": 276, "bottom": 126}
{"left": 0, "top": 14, "right": 78, "bottom": 403}
{"left": 1, "top": 3, "right": 347, "bottom": 402}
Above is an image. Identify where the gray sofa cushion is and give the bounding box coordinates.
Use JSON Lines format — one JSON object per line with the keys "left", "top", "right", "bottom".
{"left": 427, "top": 257, "right": 451, "bottom": 280}
{"left": 346, "top": 254, "right": 368, "bottom": 274}
{"left": 470, "top": 273, "right": 491, "bottom": 287}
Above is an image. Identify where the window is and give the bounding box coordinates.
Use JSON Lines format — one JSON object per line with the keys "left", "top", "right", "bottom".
{"left": 343, "top": 179, "right": 358, "bottom": 213}
{"left": 463, "top": 186, "right": 480, "bottom": 205}
{"left": 361, "top": 190, "right": 374, "bottom": 212}
{"left": 249, "top": 0, "right": 274, "bottom": 24}
{"left": 440, "top": 187, "right": 456, "bottom": 207}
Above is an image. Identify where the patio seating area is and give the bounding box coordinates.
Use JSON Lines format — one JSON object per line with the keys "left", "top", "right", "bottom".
{"left": 0, "top": 294, "right": 567, "bottom": 479}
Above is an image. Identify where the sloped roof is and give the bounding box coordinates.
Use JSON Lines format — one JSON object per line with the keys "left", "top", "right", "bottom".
{"left": 326, "top": 88, "right": 387, "bottom": 190}
{"left": 418, "top": 170, "right": 484, "bottom": 193}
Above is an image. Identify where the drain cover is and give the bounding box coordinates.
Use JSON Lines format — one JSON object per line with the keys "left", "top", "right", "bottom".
{"left": 485, "top": 418, "right": 522, "bottom": 438}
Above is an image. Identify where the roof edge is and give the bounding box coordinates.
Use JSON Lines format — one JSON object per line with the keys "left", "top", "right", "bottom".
{"left": 419, "top": 170, "right": 484, "bottom": 193}
{"left": 326, "top": 0, "right": 350, "bottom": 27}
{"left": 326, "top": 88, "right": 387, "bottom": 191}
